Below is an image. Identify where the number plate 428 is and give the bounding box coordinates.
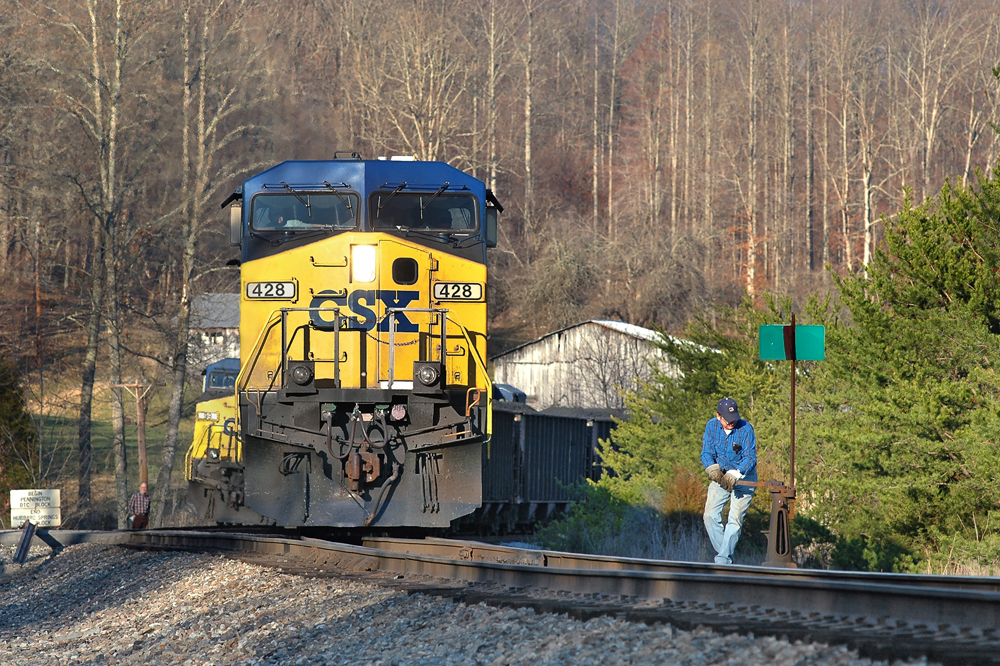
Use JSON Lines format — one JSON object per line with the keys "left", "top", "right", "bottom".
{"left": 433, "top": 282, "right": 483, "bottom": 301}
{"left": 246, "top": 281, "right": 296, "bottom": 299}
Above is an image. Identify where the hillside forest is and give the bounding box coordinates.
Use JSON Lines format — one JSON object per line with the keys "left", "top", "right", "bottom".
{"left": 1, "top": 0, "right": 999, "bottom": 558}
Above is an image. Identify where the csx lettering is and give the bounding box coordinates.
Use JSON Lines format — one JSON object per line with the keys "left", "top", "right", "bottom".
{"left": 310, "top": 290, "right": 419, "bottom": 332}
{"left": 348, "top": 290, "right": 377, "bottom": 329}
{"left": 378, "top": 291, "right": 419, "bottom": 331}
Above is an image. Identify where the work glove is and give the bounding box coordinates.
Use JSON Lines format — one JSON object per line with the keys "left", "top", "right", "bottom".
{"left": 705, "top": 464, "right": 724, "bottom": 485}
{"left": 721, "top": 469, "right": 743, "bottom": 492}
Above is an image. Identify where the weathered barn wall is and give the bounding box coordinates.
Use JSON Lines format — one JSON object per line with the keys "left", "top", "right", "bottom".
{"left": 188, "top": 293, "right": 240, "bottom": 373}
{"left": 491, "top": 320, "right": 680, "bottom": 410}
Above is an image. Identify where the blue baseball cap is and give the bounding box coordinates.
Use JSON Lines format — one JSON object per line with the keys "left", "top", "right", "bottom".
{"left": 717, "top": 398, "right": 740, "bottom": 424}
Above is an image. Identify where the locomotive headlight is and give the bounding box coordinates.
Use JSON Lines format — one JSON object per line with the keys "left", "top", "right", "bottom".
{"left": 416, "top": 364, "right": 439, "bottom": 386}
{"left": 290, "top": 364, "right": 313, "bottom": 386}
{"left": 352, "top": 245, "right": 377, "bottom": 283}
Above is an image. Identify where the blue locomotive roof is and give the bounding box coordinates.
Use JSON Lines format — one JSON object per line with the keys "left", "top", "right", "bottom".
{"left": 205, "top": 358, "right": 240, "bottom": 375}
{"left": 242, "top": 159, "right": 485, "bottom": 198}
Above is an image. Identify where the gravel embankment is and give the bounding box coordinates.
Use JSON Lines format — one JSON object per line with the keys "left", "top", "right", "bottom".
{"left": 0, "top": 542, "right": 931, "bottom": 666}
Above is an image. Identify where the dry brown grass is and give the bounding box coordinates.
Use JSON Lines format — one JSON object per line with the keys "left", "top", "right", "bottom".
{"left": 661, "top": 466, "right": 707, "bottom": 515}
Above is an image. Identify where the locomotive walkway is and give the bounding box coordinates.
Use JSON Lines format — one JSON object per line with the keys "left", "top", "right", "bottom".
{"left": 5, "top": 528, "right": 997, "bottom": 665}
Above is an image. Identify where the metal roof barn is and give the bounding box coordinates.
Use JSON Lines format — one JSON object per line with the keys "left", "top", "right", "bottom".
{"left": 490, "top": 320, "right": 681, "bottom": 410}
{"left": 188, "top": 293, "right": 240, "bottom": 373}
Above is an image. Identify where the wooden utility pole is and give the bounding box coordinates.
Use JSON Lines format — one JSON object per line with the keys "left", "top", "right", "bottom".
{"left": 113, "top": 383, "right": 156, "bottom": 485}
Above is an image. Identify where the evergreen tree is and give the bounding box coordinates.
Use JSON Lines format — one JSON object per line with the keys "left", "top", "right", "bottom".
{"left": 801, "top": 169, "right": 1000, "bottom": 569}
{"left": 0, "top": 356, "right": 38, "bottom": 525}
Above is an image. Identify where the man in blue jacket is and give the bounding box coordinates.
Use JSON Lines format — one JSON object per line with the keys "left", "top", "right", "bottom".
{"left": 701, "top": 397, "right": 757, "bottom": 564}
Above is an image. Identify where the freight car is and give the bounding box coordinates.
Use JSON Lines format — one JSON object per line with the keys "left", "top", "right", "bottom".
{"left": 465, "top": 402, "right": 617, "bottom": 532}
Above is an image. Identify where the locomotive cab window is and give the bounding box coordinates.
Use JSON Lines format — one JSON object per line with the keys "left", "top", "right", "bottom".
{"left": 251, "top": 192, "right": 358, "bottom": 232}
{"left": 370, "top": 192, "right": 477, "bottom": 234}
{"left": 207, "top": 371, "right": 237, "bottom": 390}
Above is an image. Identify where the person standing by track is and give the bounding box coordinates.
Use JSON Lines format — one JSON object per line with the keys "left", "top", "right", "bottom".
{"left": 701, "top": 398, "right": 757, "bottom": 564}
{"left": 128, "top": 482, "right": 150, "bottom": 530}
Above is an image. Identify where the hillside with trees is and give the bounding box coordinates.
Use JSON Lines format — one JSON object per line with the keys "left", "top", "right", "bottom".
{"left": 1, "top": 0, "right": 999, "bottom": 536}
{"left": 544, "top": 164, "right": 1000, "bottom": 571}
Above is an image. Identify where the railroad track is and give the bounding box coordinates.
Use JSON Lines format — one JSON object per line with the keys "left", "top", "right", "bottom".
{"left": 9, "top": 529, "right": 999, "bottom": 665}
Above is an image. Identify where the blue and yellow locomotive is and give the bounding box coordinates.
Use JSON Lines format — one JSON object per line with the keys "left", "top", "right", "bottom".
{"left": 188, "top": 155, "right": 501, "bottom": 528}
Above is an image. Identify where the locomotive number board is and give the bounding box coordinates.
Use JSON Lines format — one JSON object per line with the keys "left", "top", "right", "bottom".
{"left": 246, "top": 281, "right": 296, "bottom": 300}
{"left": 432, "top": 282, "right": 483, "bottom": 301}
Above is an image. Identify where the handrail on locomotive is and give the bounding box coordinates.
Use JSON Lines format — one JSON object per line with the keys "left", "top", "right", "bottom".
{"left": 235, "top": 303, "right": 492, "bottom": 438}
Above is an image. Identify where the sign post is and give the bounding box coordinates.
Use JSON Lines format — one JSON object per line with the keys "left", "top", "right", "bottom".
{"left": 758, "top": 315, "right": 825, "bottom": 567}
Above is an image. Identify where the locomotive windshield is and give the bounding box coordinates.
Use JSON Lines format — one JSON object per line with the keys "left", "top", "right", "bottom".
{"left": 370, "top": 192, "right": 477, "bottom": 233}
{"left": 206, "top": 370, "right": 237, "bottom": 390}
{"left": 251, "top": 192, "right": 358, "bottom": 231}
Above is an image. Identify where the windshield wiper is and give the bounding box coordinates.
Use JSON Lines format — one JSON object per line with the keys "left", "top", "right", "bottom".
{"left": 255, "top": 229, "right": 331, "bottom": 246}
{"left": 400, "top": 227, "right": 451, "bottom": 244}
{"left": 402, "top": 228, "right": 480, "bottom": 249}
{"left": 377, "top": 182, "right": 407, "bottom": 217}
{"left": 420, "top": 182, "right": 450, "bottom": 210}
{"left": 322, "top": 181, "right": 355, "bottom": 219}
{"left": 280, "top": 181, "right": 312, "bottom": 217}
{"left": 451, "top": 235, "right": 483, "bottom": 249}
{"left": 249, "top": 230, "right": 281, "bottom": 245}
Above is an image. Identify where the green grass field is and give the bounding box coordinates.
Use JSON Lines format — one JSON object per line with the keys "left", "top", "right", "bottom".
{"left": 9, "top": 379, "right": 202, "bottom": 529}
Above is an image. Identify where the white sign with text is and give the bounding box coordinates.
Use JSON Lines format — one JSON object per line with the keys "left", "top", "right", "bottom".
{"left": 11, "top": 489, "right": 61, "bottom": 528}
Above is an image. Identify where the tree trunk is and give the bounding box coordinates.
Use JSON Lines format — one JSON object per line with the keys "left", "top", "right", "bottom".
{"left": 76, "top": 219, "right": 104, "bottom": 510}
{"left": 153, "top": 289, "right": 192, "bottom": 526}
{"left": 523, "top": 0, "right": 534, "bottom": 245}
{"left": 106, "top": 228, "right": 128, "bottom": 529}
{"left": 805, "top": 14, "right": 814, "bottom": 272}
{"left": 605, "top": 0, "right": 622, "bottom": 239}
{"left": 840, "top": 97, "right": 852, "bottom": 272}
{"left": 745, "top": 8, "right": 759, "bottom": 297}
{"left": 487, "top": 0, "right": 500, "bottom": 193}
{"left": 702, "top": 3, "right": 712, "bottom": 239}
{"left": 683, "top": 1, "right": 694, "bottom": 230}
{"left": 592, "top": 15, "right": 600, "bottom": 234}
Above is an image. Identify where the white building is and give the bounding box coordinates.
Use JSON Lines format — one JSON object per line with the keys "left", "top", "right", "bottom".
{"left": 188, "top": 293, "right": 240, "bottom": 372}
{"left": 490, "top": 320, "right": 683, "bottom": 410}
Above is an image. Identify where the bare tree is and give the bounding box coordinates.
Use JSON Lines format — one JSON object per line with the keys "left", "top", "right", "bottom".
{"left": 855, "top": 26, "right": 904, "bottom": 267}
{"left": 893, "top": 0, "right": 976, "bottom": 201}
{"left": 957, "top": 12, "right": 1000, "bottom": 186}
{"left": 351, "top": 0, "right": 476, "bottom": 162}
{"left": 725, "top": 0, "right": 772, "bottom": 296}
{"left": 27, "top": 0, "right": 167, "bottom": 525}
{"left": 150, "top": 0, "right": 277, "bottom": 527}
{"left": 474, "top": 0, "right": 515, "bottom": 191}
{"left": 600, "top": 0, "right": 643, "bottom": 238}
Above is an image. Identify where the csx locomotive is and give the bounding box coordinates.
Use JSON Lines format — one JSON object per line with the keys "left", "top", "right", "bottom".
{"left": 186, "top": 155, "right": 501, "bottom": 528}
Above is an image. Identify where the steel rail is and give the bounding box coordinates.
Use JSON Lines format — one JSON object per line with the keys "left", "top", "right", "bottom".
{"left": 362, "top": 536, "right": 1000, "bottom": 593}
{"left": 9, "top": 528, "right": 999, "bottom": 661}
{"left": 9, "top": 529, "right": 1000, "bottom": 663}
{"left": 103, "top": 530, "right": 1000, "bottom": 635}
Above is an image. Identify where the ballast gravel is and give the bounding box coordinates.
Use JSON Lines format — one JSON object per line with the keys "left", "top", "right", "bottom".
{"left": 0, "top": 542, "right": 932, "bottom": 666}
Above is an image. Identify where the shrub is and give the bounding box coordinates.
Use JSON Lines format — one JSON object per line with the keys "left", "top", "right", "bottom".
{"left": 0, "top": 356, "right": 38, "bottom": 525}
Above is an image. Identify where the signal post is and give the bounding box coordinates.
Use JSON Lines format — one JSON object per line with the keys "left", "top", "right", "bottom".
{"left": 754, "top": 314, "right": 825, "bottom": 567}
